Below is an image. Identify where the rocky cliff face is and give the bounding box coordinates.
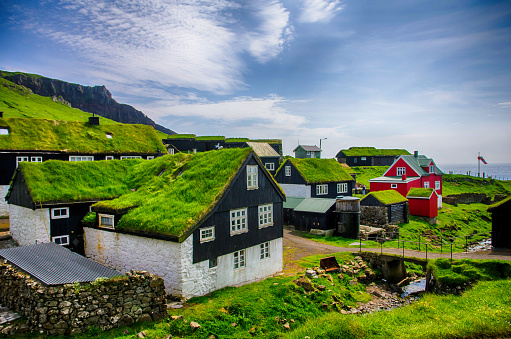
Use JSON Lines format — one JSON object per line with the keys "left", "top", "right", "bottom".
{"left": 1, "top": 72, "right": 174, "bottom": 135}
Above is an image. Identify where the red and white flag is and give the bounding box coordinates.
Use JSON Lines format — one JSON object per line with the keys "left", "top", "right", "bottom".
{"left": 478, "top": 155, "right": 488, "bottom": 164}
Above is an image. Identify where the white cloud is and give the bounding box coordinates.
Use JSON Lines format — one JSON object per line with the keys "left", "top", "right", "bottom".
{"left": 497, "top": 102, "right": 511, "bottom": 108}
{"left": 298, "top": 0, "right": 344, "bottom": 24}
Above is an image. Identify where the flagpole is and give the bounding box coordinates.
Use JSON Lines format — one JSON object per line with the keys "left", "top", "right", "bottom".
{"left": 478, "top": 152, "right": 480, "bottom": 177}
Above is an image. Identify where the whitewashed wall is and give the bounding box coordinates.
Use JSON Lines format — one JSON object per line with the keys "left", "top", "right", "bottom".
{"left": 0, "top": 186, "right": 9, "bottom": 217}
{"left": 9, "top": 205, "right": 50, "bottom": 246}
{"left": 279, "top": 184, "right": 311, "bottom": 198}
{"left": 84, "top": 228, "right": 283, "bottom": 299}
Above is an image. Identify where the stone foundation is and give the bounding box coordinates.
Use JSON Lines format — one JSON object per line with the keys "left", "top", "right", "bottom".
{"left": 360, "top": 206, "right": 388, "bottom": 227}
{"left": 0, "top": 262, "right": 167, "bottom": 335}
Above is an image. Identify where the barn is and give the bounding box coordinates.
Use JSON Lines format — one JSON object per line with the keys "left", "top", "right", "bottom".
{"left": 360, "top": 190, "right": 409, "bottom": 227}
{"left": 406, "top": 187, "right": 438, "bottom": 218}
{"left": 488, "top": 196, "right": 511, "bottom": 249}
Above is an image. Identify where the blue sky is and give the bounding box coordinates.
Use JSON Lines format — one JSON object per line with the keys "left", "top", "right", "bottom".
{"left": 1, "top": 0, "right": 510, "bottom": 164}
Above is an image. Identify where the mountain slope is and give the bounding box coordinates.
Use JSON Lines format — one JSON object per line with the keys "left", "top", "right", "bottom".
{"left": 0, "top": 70, "right": 175, "bottom": 135}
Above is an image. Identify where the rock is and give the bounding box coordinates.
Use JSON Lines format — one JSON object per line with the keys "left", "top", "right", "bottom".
{"left": 118, "top": 314, "right": 134, "bottom": 327}
{"left": 137, "top": 331, "right": 147, "bottom": 338}
{"left": 294, "top": 277, "right": 315, "bottom": 291}
{"left": 231, "top": 323, "right": 237, "bottom": 327}
{"left": 397, "top": 277, "right": 410, "bottom": 287}
{"left": 170, "top": 315, "right": 183, "bottom": 321}
{"left": 283, "top": 322, "right": 290, "bottom": 330}
{"left": 138, "top": 313, "right": 153, "bottom": 323}
{"left": 317, "top": 285, "right": 326, "bottom": 291}
{"left": 190, "top": 321, "right": 201, "bottom": 330}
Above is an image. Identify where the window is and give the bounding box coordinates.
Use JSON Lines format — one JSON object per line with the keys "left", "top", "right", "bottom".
{"left": 354, "top": 158, "right": 357, "bottom": 164}
{"left": 200, "top": 226, "right": 215, "bottom": 243}
{"left": 99, "top": 214, "right": 115, "bottom": 229}
{"left": 51, "top": 207, "right": 69, "bottom": 219}
{"left": 0, "top": 128, "right": 8, "bottom": 135}
{"left": 52, "top": 235, "right": 70, "bottom": 246}
{"left": 391, "top": 184, "right": 397, "bottom": 188}
{"left": 31, "top": 157, "right": 42, "bottom": 163}
{"left": 429, "top": 165, "right": 435, "bottom": 173}
{"left": 247, "top": 165, "right": 258, "bottom": 189}
{"left": 361, "top": 157, "right": 366, "bottom": 161}
{"left": 337, "top": 183, "right": 348, "bottom": 194}
{"left": 16, "top": 156, "right": 28, "bottom": 167}
{"left": 435, "top": 181, "right": 441, "bottom": 190}
{"left": 147, "top": 156, "right": 154, "bottom": 160}
{"left": 169, "top": 148, "right": 175, "bottom": 155}
{"left": 230, "top": 208, "right": 247, "bottom": 235}
{"left": 424, "top": 182, "right": 430, "bottom": 188}
{"left": 306, "top": 151, "right": 311, "bottom": 158}
{"left": 234, "top": 250, "right": 245, "bottom": 270}
{"left": 260, "top": 242, "right": 270, "bottom": 260}
{"left": 193, "top": 149, "right": 197, "bottom": 154}
{"left": 258, "top": 204, "right": 273, "bottom": 228}
{"left": 316, "top": 184, "right": 328, "bottom": 195}
{"left": 209, "top": 258, "right": 217, "bottom": 268}
{"left": 106, "top": 133, "right": 113, "bottom": 139}
{"left": 397, "top": 167, "right": 406, "bottom": 176}
{"left": 69, "top": 156, "right": 94, "bottom": 161}
{"left": 265, "top": 163, "right": 275, "bottom": 171}
{"left": 285, "top": 166, "right": 291, "bottom": 176}
{"left": 120, "top": 156, "right": 142, "bottom": 159}
{"left": 105, "top": 156, "right": 114, "bottom": 160}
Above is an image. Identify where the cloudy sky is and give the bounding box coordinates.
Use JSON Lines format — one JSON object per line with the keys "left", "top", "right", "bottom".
{"left": 1, "top": 0, "right": 510, "bottom": 164}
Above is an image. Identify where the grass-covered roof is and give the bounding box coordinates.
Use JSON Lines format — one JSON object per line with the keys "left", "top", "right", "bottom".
{"left": 195, "top": 136, "right": 225, "bottom": 141}
{"left": 487, "top": 195, "right": 511, "bottom": 211}
{"left": 283, "top": 158, "right": 354, "bottom": 184}
{"left": 361, "top": 190, "right": 408, "bottom": 205}
{"left": 341, "top": 147, "right": 410, "bottom": 156}
{"left": 0, "top": 117, "right": 165, "bottom": 153}
{"left": 407, "top": 187, "right": 434, "bottom": 198}
{"left": 19, "top": 148, "right": 253, "bottom": 239}
{"left": 166, "top": 134, "right": 196, "bottom": 139}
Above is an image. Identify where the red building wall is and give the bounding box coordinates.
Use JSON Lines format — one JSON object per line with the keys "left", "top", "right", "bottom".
{"left": 408, "top": 194, "right": 438, "bottom": 218}
{"left": 370, "top": 179, "right": 420, "bottom": 197}
{"left": 384, "top": 158, "right": 419, "bottom": 177}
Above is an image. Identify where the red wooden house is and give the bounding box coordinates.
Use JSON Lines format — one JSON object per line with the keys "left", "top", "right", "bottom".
{"left": 369, "top": 151, "right": 444, "bottom": 208}
{"left": 406, "top": 188, "right": 439, "bottom": 218}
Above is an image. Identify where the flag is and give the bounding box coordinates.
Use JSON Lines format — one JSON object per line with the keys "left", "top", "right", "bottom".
{"left": 478, "top": 155, "right": 488, "bottom": 164}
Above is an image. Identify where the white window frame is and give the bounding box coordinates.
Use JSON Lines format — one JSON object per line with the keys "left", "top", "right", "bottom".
{"left": 265, "top": 163, "right": 275, "bottom": 171}
{"left": 69, "top": 155, "right": 94, "bottom": 162}
{"left": 31, "top": 156, "right": 42, "bottom": 163}
{"left": 98, "top": 213, "right": 115, "bottom": 229}
{"left": 361, "top": 157, "right": 366, "bottom": 161}
{"left": 247, "top": 165, "right": 258, "bottom": 190}
{"left": 337, "top": 183, "right": 348, "bottom": 194}
{"left": 260, "top": 242, "right": 270, "bottom": 260}
{"left": 424, "top": 182, "right": 430, "bottom": 188}
{"left": 52, "top": 235, "right": 70, "bottom": 246}
{"left": 429, "top": 165, "right": 435, "bottom": 173}
{"left": 120, "top": 156, "right": 142, "bottom": 159}
{"left": 105, "top": 156, "right": 114, "bottom": 160}
{"left": 258, "top": 204, "right": 273, "bottom": 228}
{"left": 51, "top": 207, "right": 69, "bottom": 219}
{"left": 169, "top": 148, "right": 175, "bottom": 155}
{"left": 397, "top": 167, "right": 406, "bottom": 176}
{"left": 147, "top": 156, "right": 154, "bottom": 160}
{"left": 16, "top": 156, "right": 29, "bottom": 167}
{"left": 435, "top": 181, "right": 441, "bottom": 190}
{"left": 285, "top": 166, "right": 291, "bottom": 176}
{"left": 0, "top": 128, "right": 8, "bottom": 135}
{"left": 234, "top": 250, "right": 246, "bottom": 270}
{"left": 230, "top": 208, "right": 248, "bottom": 235}
{"left": 200, "top": 226, "right": 215, "bottom": 243}
{"left": 316, "top": 184, "right": 328, "bottom": 195}
{"left": 391, "top": 184, "right": 397, "bottom": 189}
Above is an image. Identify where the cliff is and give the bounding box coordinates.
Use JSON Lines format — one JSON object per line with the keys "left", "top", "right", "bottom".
{"left": 0, "top": 71, "right": 175, "bottom": 135}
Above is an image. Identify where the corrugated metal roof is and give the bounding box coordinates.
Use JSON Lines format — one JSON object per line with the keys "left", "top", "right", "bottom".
{"left": 294, "top": 198, "right": 336, "bottom": 213}
{"left": 0, "top": 242, "right": 122, "bottom": 286}
{"left": 246, "top": 142, "right": 280, "bottom": 157}
{"left": 293, "top": 145, "right": 321, "bottom": 152}
{"left": 283, "top": 197, "right": 304, "bottom": 209}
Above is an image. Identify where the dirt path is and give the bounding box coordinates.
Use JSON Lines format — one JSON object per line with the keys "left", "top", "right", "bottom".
{"left": 283, "top": 227, "right": 511, "bottom": 273}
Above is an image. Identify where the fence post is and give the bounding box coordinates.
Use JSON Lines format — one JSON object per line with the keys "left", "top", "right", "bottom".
{"left": 359, "top": 236, "right": 362, "bottom": 252}
{"left": 450, "top": 243, "right": 453, "bottom": 263}
{"left": 418, "top": 235, "right": 421, "bottom": 252}
{"left": 440, "top": 238, "right": 442, "bottom": 254}
{"left": 465, "top": 235, "right": 468, "bottom": 253}
{"left": 397, "top": 233, "right": 400, "bottom": 249}
{"left": 403, "top": 241, "right": 405, "bottom": 258}
{"left": 426, "top": 244, "right": 428, "bottom": 260}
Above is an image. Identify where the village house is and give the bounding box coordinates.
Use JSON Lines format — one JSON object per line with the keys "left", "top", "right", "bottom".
{"left": 369, "top": 151, "right": 444, "bottom": 208}
{"left": 5, "top": 148, "right": 285, "bottom": 299}
{"left": 487, "top": 196, "right": 511, "bottom": 249}
{"left": 406, "top": 187, "right": 439, "bottom": 218}
{"left": 293, "top": 145, "right": 322, "bottom": 159}
{"left": 245, "top": 142, "right": 281, "bottom": 174}
{"left": 0, "top": 115, "right": 165, "bottom": 217}
{"left": 360, "top": 190, "right": 409, "bottom": 227}
{"left": 336, "top": 147, "right": 410, "bottom": 167}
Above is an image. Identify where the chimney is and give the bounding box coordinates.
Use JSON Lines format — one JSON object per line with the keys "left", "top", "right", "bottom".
{"left": 89, "top": 113, "right": 99, "bottom": 126}
{"left": 414, "top": 151, "right": 418, "bottom": 158}
{"left": 402, "top": 174, "right": 407, "bottom": 180}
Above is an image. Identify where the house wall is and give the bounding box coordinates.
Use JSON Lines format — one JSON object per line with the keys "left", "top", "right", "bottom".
{"left": 369, "top": 180, "right": 421, "bottom": 197}
{"left": 385, "top": 158, "right": 420, "bottom": 177}
{"left": 0, "top": 185, "right": 8, "bottom": 217}
{"left": 9, "top": 205, "right": 50, "bottom": 246}
{"left": 279, "top": 184, "right": 311, "bottom": 198}
{"left": 491, "top": 201, "right": 511, "bottom": 248}
{"left": 311, "top": 181, "right": 353, "bottom": 199}
{"left": 408, "top": 197, "right": 437, "bottom": 218}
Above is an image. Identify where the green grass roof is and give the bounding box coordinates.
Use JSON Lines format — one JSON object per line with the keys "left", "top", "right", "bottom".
{"left": 285, "top": 158, "right": 354, "bottom": 184}
{"left": 0, "top": 117, "right": 165, "bottom": 153}
{"left": 341, "top": 147, "right": 410, "bottom": 156}
{"left": 407, "top": 187, "right": 434, "bottom": 198}
{"left": 195, "top": 136, "right": 225, "bottom": 141}
{"left": 362, "top": 190, "right": 408, "bottom": 205}
{"left": 20, "top": 148, "right": 253, "bottom": 239}
{"left": 487, "top": 195, "right": 511, "bottom": 211}
{"left": 225, "top": 138, "right": 250, "bottom": 143}
{"left": 165, "top": 134, "right": 196, "bottom": 139}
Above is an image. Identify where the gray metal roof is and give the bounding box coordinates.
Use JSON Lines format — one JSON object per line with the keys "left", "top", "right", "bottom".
{"left": 293, "top": 145, "right": 321, "bottom": 152}
{"left": 294, "top": 198, "right": 336, "bottom": 213}
{"left": 283, "top": 197, "right": 305, "bottom": 209}
{"left": 0, "top": 242, "right": 122, "bottom": 286}
{"left": 246, "top": 142, "right": 280, "bottom": 157}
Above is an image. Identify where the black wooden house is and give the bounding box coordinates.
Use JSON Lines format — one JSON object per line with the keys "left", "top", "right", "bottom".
{"left": 488, "top": 196, "right": 511, "bottom": 249}
{"left": 336, "top": 147, "right": 410, "bottom": 167}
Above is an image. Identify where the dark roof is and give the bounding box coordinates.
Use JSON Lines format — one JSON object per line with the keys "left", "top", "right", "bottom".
{"left": 294, "top": 198, "right": 336, "bottom": 213}
{"left": 246, "top": 142, "right": 280, "bottom": 157}
{"left": 487, "top": 196, "right": 511, "bottom": 212}
{"left": 338, "top": 147, "right": 410, "bottom": 157}
{"left": 293, "top": 145, "right": 321, "bottom": 152}
{"left": 0, "top": 242, "right": 121, "bottom": 285}
{"left": 387, "top": 154, "right": 444, "bottom": 176}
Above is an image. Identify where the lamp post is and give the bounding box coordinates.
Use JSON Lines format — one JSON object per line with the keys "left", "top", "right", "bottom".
{"left": 319, "top": 138, "right": 327, "bottom": 159}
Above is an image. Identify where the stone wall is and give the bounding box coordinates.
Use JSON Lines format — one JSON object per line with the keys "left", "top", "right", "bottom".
{"left": 443, "top": 193, "right": 491, "bottom": 206}
{"left": 0, "top": 262, "right": 167, "bottom": 336}
{"left": 0, "top": 185, "right": 9, "bottom": 217}
{"left": 360, "top": 206, "right": 387, "bottom": 227}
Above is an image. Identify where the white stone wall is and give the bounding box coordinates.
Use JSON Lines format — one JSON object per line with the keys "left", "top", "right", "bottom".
{"left": 0, "top": 185, "right": 9, "bottom": 217}
{"left": 9, "top": 205, "right": 51, "bottom": 246}
{"left": 84, "top": 228, "right": 283, "bottom": 300}
{"left": 279, "top": 184, "right": 311, "bottom": 198}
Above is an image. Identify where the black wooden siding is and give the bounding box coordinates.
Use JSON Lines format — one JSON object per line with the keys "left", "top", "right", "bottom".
{"left": 50, "top": 203, "right": 90, "bottom": 254}
{"left": 336, "top": 153, "right": 398, "bottom": 167}
{"left": 274, "top": 162, "right": 307, "bottom": 185}
{"left": 192, "top": 156, "right": 284, "bottom": 264}
{"left": 491, "top": 200, "right": 511, "bottom": 248}
{"left": 292, "top": 207, "right": 337, "bottom": 232}
{"left": 5, "top": 171, "right": 34, "bottom": 209}
{"left": 388, "top": 203, "right": 407, "bottom": 224}
{"left": 311, "top": 181, "right": 353, "bottom": 199}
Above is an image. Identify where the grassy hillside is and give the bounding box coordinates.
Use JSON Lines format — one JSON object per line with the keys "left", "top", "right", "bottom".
{"left": 443, "top": 174, "right": 511, "bottom": 196}
{"left": 351, "top": 166, "right": 388, "bottom": 186}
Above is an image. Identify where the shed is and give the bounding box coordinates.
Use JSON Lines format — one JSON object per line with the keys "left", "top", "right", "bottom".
{"left": 360, "top": 190, "right": 409, "bottom": 227}
{"left": 291, "top": 198, "right": 337, "bottom": 234}
{"left": 406, "top": 188, "right": 438, "bottom": 218}
{"left": 283, "top": 197, "right": 304, "bottom": 225}
{"left": 488, "top": 196, "right": 511, "bottom": 249}
{"left": 293, "top": 145, "right": 321, "bottom": 159}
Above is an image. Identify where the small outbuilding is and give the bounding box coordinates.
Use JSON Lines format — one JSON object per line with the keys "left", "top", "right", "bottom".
{"left": 360, "top": 190, "right": 409, "bottom": 227}
{"left": 488, "top": 196, "right": 511, "bottom": 249}
{"left": 290, "top": 198, "right": 337, "bottom": 235}
{"left": 406, "top": 187, "right": 438, "bottom": 218}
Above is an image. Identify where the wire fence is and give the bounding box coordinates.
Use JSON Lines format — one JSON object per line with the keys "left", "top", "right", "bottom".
{"left": 357, "top": 230, "right": 493, "bottom": 261}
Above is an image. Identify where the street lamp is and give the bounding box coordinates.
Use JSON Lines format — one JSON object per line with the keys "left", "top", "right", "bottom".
{"left": 319, "top": 138, "right": 327, "bottom": 150}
